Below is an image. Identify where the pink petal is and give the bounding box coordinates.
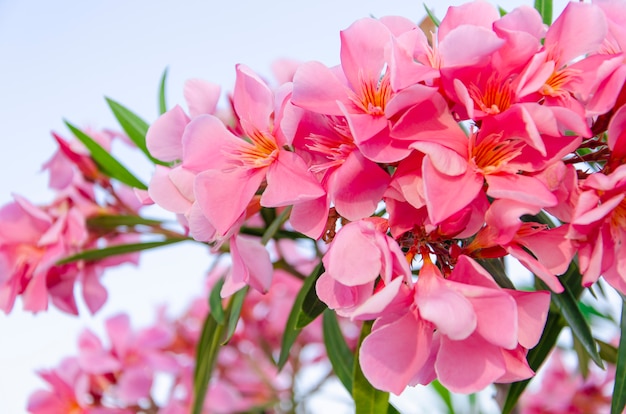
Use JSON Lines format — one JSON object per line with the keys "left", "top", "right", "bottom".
{"left": 116, "top": 368, "right": 153, "bottom": 405}
{"left": 436, "top": 334, "right": 506, "bottom": 394}
{"left": 360, "top": 312, "right": 432, "bottom": 395}
{"left": 289, "top": 195, "right": 329, "bottom": 240}
{"left": 233, "top": 64, "right": 274, "bottom": 134}
{"left": 545, "top": 2, "right": 607, "bottom": 66}
{"left": 183, "top": 78, "right": 221, "bottom": 117}
{"left": 509, "top": 290, "right": 550, "bottom": 349}
{"left": 291, "top": 61, "right": 350, "bottom": 115}
{"left": 439, "top": 26, "right": 505, "bottom": 68}
{"left": 416, "top": 264, "right": 477, "bottom": 340}
{"left": 422, "top": 156, "right": 483, "bottom": 224}
{"left": 323, "top": 221, "right": 382, "bottom": 287}
{"left": 261, "top": 150, "right": 325, "bottom": 207}
{"left": 340, "top": 18, "right": 390, "bottom": 88}
{"left": 148, "top": 165, "right": 193, "bottom": 214}
{"left": 227, "top": 234, "right": 273, "bottom": 295}
{"left": 486, "top": 173, "right": 557, "bottom": 207}
{"left": 438, "top": 1, "right": 500, "bottom": 40}
{"left": 195, "top": 168, "right": 264, "bottom": 237}
{"left": 146, "top": 105, "right": 189, "bottom": 162}
{"left": 330, "top": 151, "right": 390, "bottom": 221}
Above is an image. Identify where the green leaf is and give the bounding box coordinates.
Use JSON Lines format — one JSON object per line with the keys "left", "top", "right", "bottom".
{"left": 276, "top": 262, "right": 324, "bottom": 369}
{"left": 612, "top": 295, "right": 626, "bottom": 414}
{"left": 222, "top": 286, "right": 248, "bottom": 345}
{"left": 86, "top": 214, "right": 163, "bottom": 229}
{"left": 547, "top": 279, "right": 603, "bottom": 368}
{"left": 192, "top": 311, "right": 224, "bottom": 414}
{"left": 503, "top": 261, "right": 593, "bottom": 413}
{"left": 159, "top": 67, "right": 168, "bottom": 115}
{"left": 295, "top": 264, "right": 327, "bottom": 329}
{"left": 572, "top": 335, "right": 590, "bottom": 379}
{"left": 65, "top": 121, "right": 148, "bottom": 189}
{"left": 598, "top": 339, "right": 618, "bottom": 364}
{"left": 208, "top": 277, "right": 226, "bottom": 325}
{"left": 476, "top": 258, "right": 516, "bottom": 289}
{"left": 502, "top": 310, "right": 564, "bottom": 414}
{"left": 387, "top": 404, "right": 401, "bottom": 414}
{"left": 56, "top": 238, "right": 188, "bottom": 265}
{"left": 423, "top": 4, "right": 441, "bottom": 27}
{"left": 431, "top": 380, "right": 454, "bottom": 414}
{"left": 353, "top": 320, "right": 390, "bottom": 414}
{"left": 261, "top": 206, "right": 292, "bottom": 245}
{"left": 322, "top": 309, "right": 354, "bottom": 393}
{"left": 534, "top": 0, "right": 552, "bottom": 25}
{"left": 498, "top": 6, "right": 508, "bottom": 17}
{"left": 105, "top": 97, "right": 167, "bottom": 166}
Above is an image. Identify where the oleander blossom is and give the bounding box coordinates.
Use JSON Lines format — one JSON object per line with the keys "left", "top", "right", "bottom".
{"left": 12, "top": 0, "right": 626, "bottom": 412}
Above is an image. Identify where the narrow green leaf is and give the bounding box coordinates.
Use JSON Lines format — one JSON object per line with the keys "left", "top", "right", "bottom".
{"left": 548, "top": 279, "right": 603, "bottom": 368}
{"left": 353, "top": 320, "right": 390, "bottom": 414}
{"left": 611, "top": 295, "right": 626, "bottom": 414}
{"left": 422, "top": 4, "right": 441, "bottom": 27}
{"left": 534, "top": 0, "right": 552, "bottom": 25}
{"left": 65, "top": 121, "right": 148, "bottom": 189}
{"left": 477, "top": 258, "right": 516, "bottom": 289}
{"left": 502, "top": 310, "right": 564, "bottom": 414}
{"left": 431, "top": 380, "right": 454, "bottom": 414}
{"left": 86, "top": 214, "right": 163, "bottom": 229}
{"left": 208, "top": 277, "right": 226, "bottom": 325}
{"left": 105, "top": 97, "right": 167, "bottom": 165}
{"left": 56, "top": 238, "right": 187, "bottom": 264}
{"left": 192, "top": 312, "right": 224, "bottom": 414}
{"left": 296, "top": 263, "right": 327, "bottom": 329}
{"left": 597, "top": 339, "right": 618, "bottom": 365}
{"left": 222, "top": 286, "right": 248, "bottom": 344}
{"left": 498, "top": 6, "right": 508, "bottom": 17}
{"left": 578, "top": 301, "right": 614, "bottom": 322}
{"left": 277, "top": 261, "right": 324, "bottom": 369}
{"left": 159, "top": 67, "right": 168, "bottom": 115}
{"left": 387, "top": 404, "right": 401, "bottom": 414}
{"left": 572, "top": 335, "right": 590, "bottom": 379}
{"left": 261, "top": 205, "right": 292, "bottom": 245}
{"left": 503, "top": 261, "right": 585, "bottom": 413}
{"left": 322, "top": 309, "right": 354, "bottom": 393}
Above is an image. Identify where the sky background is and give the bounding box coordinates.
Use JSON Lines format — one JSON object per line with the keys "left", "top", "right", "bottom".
{"left": 0, "top": 0, "right": 575, "bottom": 412}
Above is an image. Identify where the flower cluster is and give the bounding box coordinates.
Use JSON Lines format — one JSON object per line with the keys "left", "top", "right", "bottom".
{"left": 6, "top": 0, "right": 626, "bottom": 412}
{"left": 0, "top": 129, "right": 143, "bottom": 314}
{"left": 27, "top": 265, "right": 340, "bottom": 414}
{"left": 144, "top": 0, "right": 626, "bottom": 395}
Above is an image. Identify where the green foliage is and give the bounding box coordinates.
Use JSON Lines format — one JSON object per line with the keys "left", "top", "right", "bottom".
{"left": 106, "top": 97, "right": 168, "bottom": 165}
{"left": 65, "top": 121, "right": 148, "bottom": 189}
{"left": 277, "top": 262, "right": 325, "bottom": 369}
{"left": 534, "top": 0, "right": 553, "bottom": 25}
{"left": 611, "top": 296, "right": 626, "bottom": 414}
{"left": 322, "top": 309, "right": 354, "bottom": 393}
{"left": 57, "top": 238, "right": 187, "bottom": 264}
{"left": 353, "top": 320, "right": 390, "bottom": 414}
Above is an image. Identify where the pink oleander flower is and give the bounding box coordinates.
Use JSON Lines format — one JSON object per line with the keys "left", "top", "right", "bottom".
{"left": 77, "top": 314, "right": 178, "bottom": 405}
{"left": 316, "top": 218, "right": 413, "bottom": 320}
{"left": 292, "top": 16, "right": 446, "bottom": 163}
{"left": 28, "top": 357, "right": 133, "bottom": 414}
{"left": 567, "top": 163, "right": 626, "bottom": 294}
{"left": 358, "top": 255, "right": 550, "bottom": 394}
{"left": 191, "top": 64, "right": 324, "bottom": 238}
{"left": 519, "top": 349, "right": 614, "bottom": 414}
{"left": 289, "top": 111, "right": 391, "bottom": 238}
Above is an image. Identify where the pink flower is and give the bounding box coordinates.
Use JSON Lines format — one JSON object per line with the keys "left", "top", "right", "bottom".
{"left": 316, "top": 218, "right": 413, "bottom": 320}
{"left": 358, "top": 255, "right": 549, "bottom": 394}
{"left": 192, "top": 64, "right": 324, "bottom": 238}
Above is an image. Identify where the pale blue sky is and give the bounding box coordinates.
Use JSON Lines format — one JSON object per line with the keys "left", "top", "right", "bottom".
{"left": 0, "top": 1, "right": 570, "bottom": 412}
